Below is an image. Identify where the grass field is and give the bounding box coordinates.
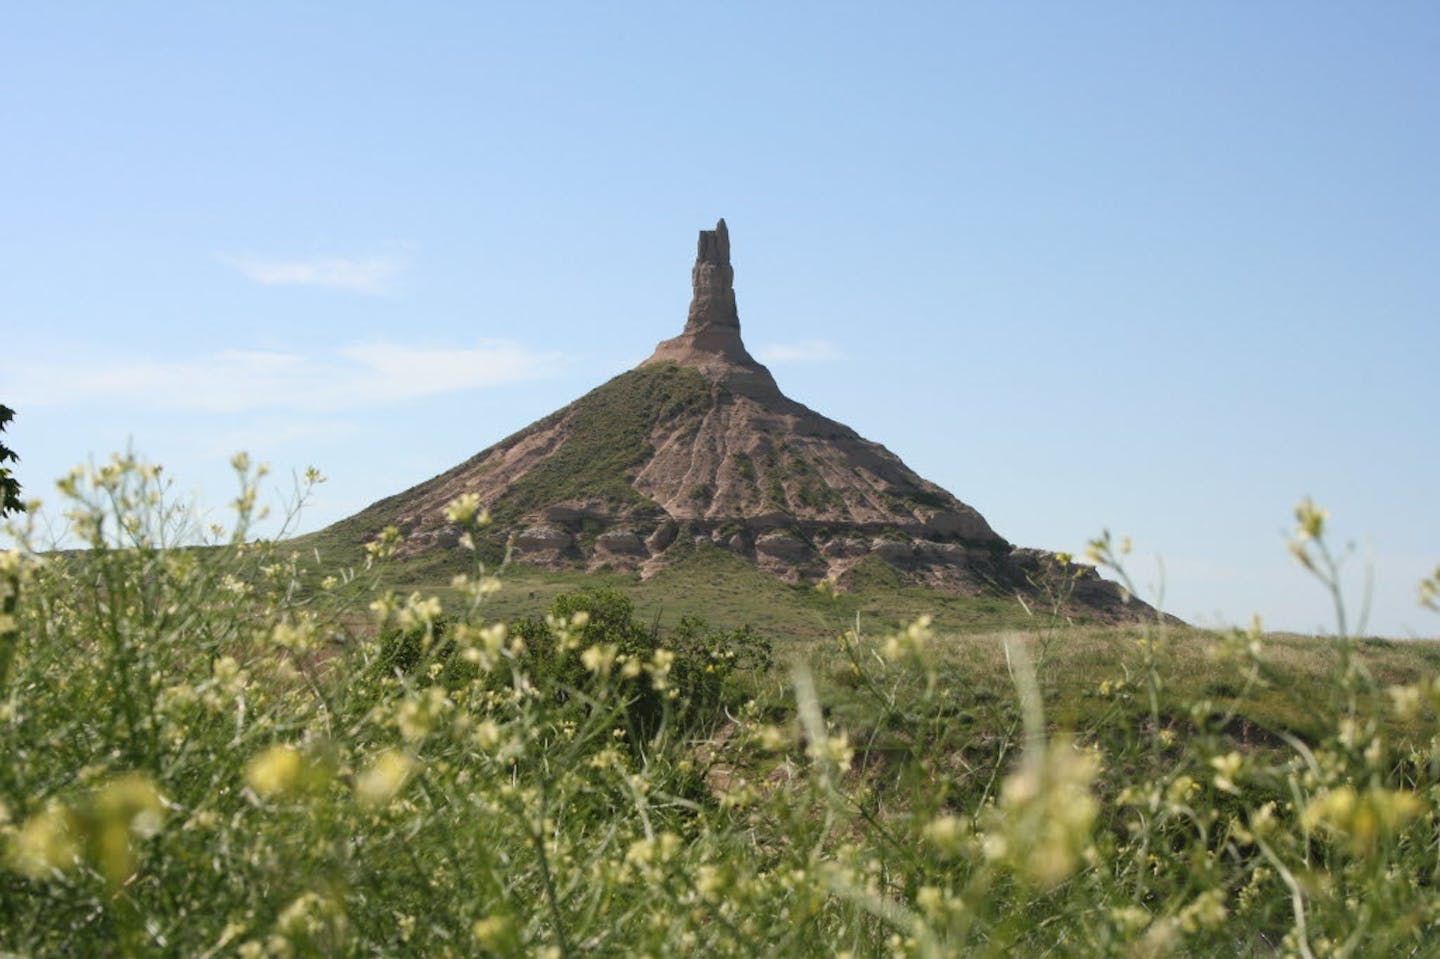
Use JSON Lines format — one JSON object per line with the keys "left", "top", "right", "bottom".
{"left": 376, "top": 541, "right": 1032, "bottom": 642}
{"left": 3, "top": 457, "right": 1439, "bottom": 956}
{"left": 375, "top": 537, "right": 1440, "bottom": 749}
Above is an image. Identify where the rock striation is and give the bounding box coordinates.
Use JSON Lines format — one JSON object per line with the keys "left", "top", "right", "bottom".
{"left": 323, "top": 219, "right": 1143, "bottom": 621}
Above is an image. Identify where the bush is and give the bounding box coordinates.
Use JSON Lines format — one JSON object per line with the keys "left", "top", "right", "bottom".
{"left": 509, "top": 588, "right": 771, "bottom": 739}
{"left": 376, "top": 585, "right": 773, "bottom": 743}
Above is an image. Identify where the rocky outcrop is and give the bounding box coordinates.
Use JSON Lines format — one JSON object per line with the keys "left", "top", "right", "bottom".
{"left": 323, "top": 219, "right": 1148, "bottom": 623}
{"left": 513, "top": 524, "right": 573, "bottom": 561}
{"left": 687, "top": 218, "right": 739, "bottom": 333}
{"left": 642, "top": 219, "right": 783, "bottom": 401}
{"left": 755, "top": 530, "right": 814, "bottom": 563}
{"left": 595, "top": 530, "right": 646, "bottom": 555}
{"left": 645, "top": 521, "right": 678, "bottom": 553}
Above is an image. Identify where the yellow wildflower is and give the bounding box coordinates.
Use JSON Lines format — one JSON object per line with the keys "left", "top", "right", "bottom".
{"left": 354, "top": 750, "right": 418, "bottom": 808}
{"left": 245, "top": 744, "right": 304, "bottom": 798}
{"left": 7, "top": 802, "right": 80, "bottom": 879}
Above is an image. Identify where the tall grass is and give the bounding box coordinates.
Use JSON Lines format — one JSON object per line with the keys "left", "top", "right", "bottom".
{"left": 0, "top": 455, "right": 1437, "bottom": 957}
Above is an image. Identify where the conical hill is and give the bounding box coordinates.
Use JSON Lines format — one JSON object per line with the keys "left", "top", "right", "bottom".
{"left": 322, "top": 220, "right": 1137, "bottom": 619}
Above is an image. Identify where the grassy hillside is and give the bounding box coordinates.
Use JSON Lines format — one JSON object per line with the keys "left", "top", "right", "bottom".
{"left": 293, "top": 363, "right": 713, "bottom": 566}
{"left": 374, "top": 541, "right": 1031, "bottom": 640}
{"left": 489, "top": 363, "right": 711, "bottom": 524}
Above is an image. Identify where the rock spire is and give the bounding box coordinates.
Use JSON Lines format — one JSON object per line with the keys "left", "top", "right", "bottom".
{"left": 686, "top": 218, "right": 739, "bottom": 333}
{"left": 643, "top": 218, "right": 779, "bottom": 399}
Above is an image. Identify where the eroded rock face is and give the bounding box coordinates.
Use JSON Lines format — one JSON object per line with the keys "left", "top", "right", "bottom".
{"left": 755, "top": 530, "right": 813, "bottom": 563}
{"left": 642, "top": 218, "right": 783, "bottom": 401}
{"left": 645, "top": 521, "right": 678, "bottom": 553}
{"left": 514, "top": 524, "right": 572, "bottom": 558}
{"left": 595, "top": 531, "right": 646, "bottom": 555}
{"left": 687, "top": 219, "right": 739, "bottom": 333}
{"left": 821, "top": 536, "right": 870, "bottom": 559}
{"left": 326, "top": 219, "right": 1150, "bottom": 623}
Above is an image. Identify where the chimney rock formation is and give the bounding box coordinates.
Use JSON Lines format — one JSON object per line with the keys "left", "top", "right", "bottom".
{"left": 642, "top": 218, "right": 780, "bottom": 400}
{"left": 321, "top": 219, "right": 1142, "bottom": 621}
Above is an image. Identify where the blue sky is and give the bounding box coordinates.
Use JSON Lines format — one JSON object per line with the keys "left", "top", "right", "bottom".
{"left": 2, "top": 3, "right": 1436, "bottom": 637}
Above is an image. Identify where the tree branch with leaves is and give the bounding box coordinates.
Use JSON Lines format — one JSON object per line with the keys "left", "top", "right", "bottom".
{"left": 0, "top": 404, "right": 24, "bottom": 516}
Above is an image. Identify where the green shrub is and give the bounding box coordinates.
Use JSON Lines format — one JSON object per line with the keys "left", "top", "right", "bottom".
{"left": 509, "top": 588, "right": 771, "bottom": 739}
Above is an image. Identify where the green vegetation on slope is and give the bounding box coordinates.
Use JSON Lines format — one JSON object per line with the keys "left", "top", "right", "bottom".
{"left": 364, "top": 540, "right": 1036, "bottom": 644}
{"left": 292, "top": 362, "right": 712, "bottom": 568}
{"left": 490, "top": 362, "right": 712, "bottom": 523}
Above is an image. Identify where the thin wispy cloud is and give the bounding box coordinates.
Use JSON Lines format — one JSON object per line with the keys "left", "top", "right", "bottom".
{"left": 202, "top": 416, "right": 363, "bottom": 458}
{"left": 755, "top": 339, "right": 842, "bottom": 364}
{"left": 9, "top": 340, "right": 567, "bottom": 413}
{"left": 220, "top": 253, "right": 407, "bottom": 294}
